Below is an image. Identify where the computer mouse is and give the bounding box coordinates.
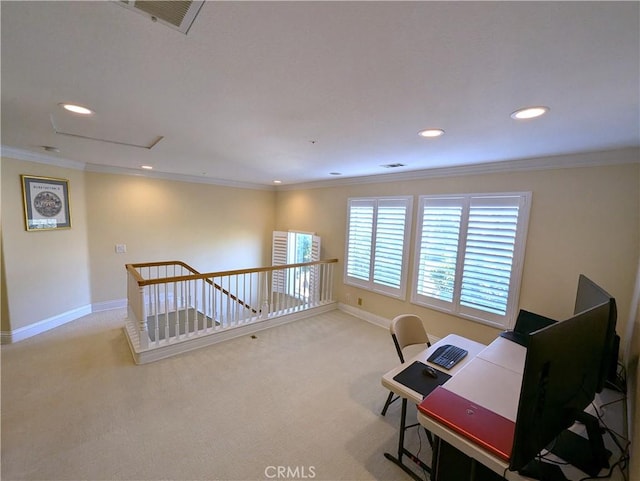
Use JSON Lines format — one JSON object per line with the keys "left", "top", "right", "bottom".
{"left": 422, "top": 366, "right": 438, "bottom": 378}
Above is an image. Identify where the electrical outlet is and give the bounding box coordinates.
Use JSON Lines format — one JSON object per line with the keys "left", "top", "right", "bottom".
{"left": 357, "top": 297, "right": 363, "bottom": 306}
{"left": 115, "top": 244, "right": 127, "bottom": 254}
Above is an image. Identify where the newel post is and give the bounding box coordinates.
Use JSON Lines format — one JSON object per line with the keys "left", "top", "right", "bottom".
{"left": 137, "top": 284, "right": 149, "bottom": 349}
{"left": 127, "top": 267, "right": 149, "bottom": 349}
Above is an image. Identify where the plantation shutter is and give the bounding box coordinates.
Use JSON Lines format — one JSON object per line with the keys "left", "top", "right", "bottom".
{"left": 373, "top": 200, "right": 408, "bottom": 290}
{"left": 460, "top": 197, "right": 522, "bottom": 316}
{"left": 272, "top": 231, "right": 288, "bottom": 293}
{"left": 415, "top": 198, "right": 464, "bottom": 305}
{"left": 310, "top": 235, "right": 321, "bottom": 262}
{"left": 345, "top": 197, "right": 412, "bottom": 298}
{"left": 272, "top": 231, "right": 321, "bottom": 299}
{"left": 346, "top": 200, "right": 375, "bottom": 282}
{"left": 412, "top": 193, "right": 530, "bottom": 328}
{"left": 309, "top": 235, "right": 321, "bottom": 301}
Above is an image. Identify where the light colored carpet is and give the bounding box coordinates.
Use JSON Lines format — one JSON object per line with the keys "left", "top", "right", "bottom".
{"left": 1, "top": 308, "right": 430, "bottom": 481}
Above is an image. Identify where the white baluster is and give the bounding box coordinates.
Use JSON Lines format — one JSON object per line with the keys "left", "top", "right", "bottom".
{"left": 164, "top": 282, "right": 170, "bottom": 344}
{"left": 138, "top": 283, "right": 149, "bottom": 349}
{"left": 153, "top": 284, "right": 160, "bottom": 346}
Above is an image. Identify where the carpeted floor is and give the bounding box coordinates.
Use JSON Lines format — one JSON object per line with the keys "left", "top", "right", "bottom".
{"left": 1, "top": 308, "right": 429, "bottom": 481}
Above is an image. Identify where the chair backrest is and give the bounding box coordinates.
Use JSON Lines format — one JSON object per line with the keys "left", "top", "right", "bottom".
{"left": 390, "top": 314, "right": 431, "bottom": 363}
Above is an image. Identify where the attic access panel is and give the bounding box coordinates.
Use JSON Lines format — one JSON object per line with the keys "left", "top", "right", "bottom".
{"left": 117, "top": 0, "right": 204, "bottom": 34}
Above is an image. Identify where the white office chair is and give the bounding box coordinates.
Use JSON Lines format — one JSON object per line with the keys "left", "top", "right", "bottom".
{"left": 381, "top": 314, "right": 431, "bottom": 416}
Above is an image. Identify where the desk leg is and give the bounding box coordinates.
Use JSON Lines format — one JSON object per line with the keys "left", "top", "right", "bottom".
{"left": 384, "top": 398, "right": 431, "bottom": 481}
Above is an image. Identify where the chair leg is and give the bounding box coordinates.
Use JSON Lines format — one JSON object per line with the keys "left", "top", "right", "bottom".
{"left": 381, "top": 390, "right": 397, "bottom": 416}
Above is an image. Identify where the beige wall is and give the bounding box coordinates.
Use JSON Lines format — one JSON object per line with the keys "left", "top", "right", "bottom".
{"left": 627, "top": 263, "right": 640, "bottom": 476}
{"left": 2, "top": 151, "right": 638, "bottom": 468}
{"left": 85, "top": 172, "right": 276, "bottom": 304}
{"left": 276, "top": 160, "right": 640, "bottom": 345}
{"left": 2, "top": 153, "right": 639, "bottom": 347}
{"left": 1, "top": 157, "right": 92, "bottom": 330}
{"left": 1, "top": 159, "right": 276, "bottom": 331}
{"left": 1, "top": 157, "right": 7, "bottom": 331}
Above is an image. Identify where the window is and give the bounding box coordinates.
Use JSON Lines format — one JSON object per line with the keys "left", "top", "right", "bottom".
{"left": 344, "top": 197, "right": 412, "bottom": 298}
{"left": 412, "top": 193, "right": 531, "bottom": 328}
{"left": 272, "top": 231, "right": 320, "bottom": 300}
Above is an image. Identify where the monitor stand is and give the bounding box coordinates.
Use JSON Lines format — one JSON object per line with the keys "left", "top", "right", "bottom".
{"left": 549, "top": 412, "right": 611, "bottom": 477}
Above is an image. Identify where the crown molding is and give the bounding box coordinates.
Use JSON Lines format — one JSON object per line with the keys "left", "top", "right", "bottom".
{"left": 3, "top": 145, "right": 637, "bottom": 192}
{"left": 1, "top": 145, "right": 86, "bottom": 171}
{"left": 277, "top": 147, "right": 640, "bottom": 191}
{"left": 83, "top": 163, "right": 274, "bottom": 191}
{"left": 0, "top": 145, "right": 274, "bottom": 191}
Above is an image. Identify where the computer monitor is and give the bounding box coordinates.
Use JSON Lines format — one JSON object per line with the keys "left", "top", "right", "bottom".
{"left": 574, "top": 274, "right": 618, "bottom": 392}
{"left": 509, "top": 301, "right": 610, "bottom": 476}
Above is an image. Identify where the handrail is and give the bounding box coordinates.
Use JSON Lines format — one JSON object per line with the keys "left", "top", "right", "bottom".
{"left": 126, "top": 260, "right": 259, "bottom": 312}
{"left": 125, "top": 259, "right": 339, "bottom": 287}
{"left": 125, "top": 258, "right": 338, "bottom": 357}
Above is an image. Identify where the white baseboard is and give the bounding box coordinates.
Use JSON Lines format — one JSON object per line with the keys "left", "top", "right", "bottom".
{"left": 92, "top": 298, "right": 127, "bottom": 312}
{"left": 337, "top": 303, "right": 441, "bottom": 344}
{"left": 338, "top": 303, "right": 391, "bottom": 329}
{"left": 1, "top": 298, "right": 128, "bottom": 344}
{"left": 1, "top": 304, "right": 92, "bottom": 344}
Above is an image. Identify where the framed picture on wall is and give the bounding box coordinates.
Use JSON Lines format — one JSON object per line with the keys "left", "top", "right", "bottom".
{"left": 21, "top": 175, "right": 72, "bottom": 231}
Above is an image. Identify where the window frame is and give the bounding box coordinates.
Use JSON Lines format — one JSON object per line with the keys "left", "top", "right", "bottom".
{"left": 344, "top": 196, "right": 413, "bottom": 299}
{"left": 411, "top": 192, "right": 531, "bottom": 329}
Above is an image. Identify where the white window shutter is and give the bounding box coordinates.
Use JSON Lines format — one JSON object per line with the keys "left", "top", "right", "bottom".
{"left": 415, "top": 198, "right": 464, "bottom": 305}
{"left": 460, "top": 198, "right": 520, "bottom": 316}
{"left": 272, "top": 231, "right": 288, "bottom": 293}
{"left": 309, "top": 235, "right": 321, "bottom": 301}
{"left": 412, "top": 193, "right": 531, "bottom": 329}
{"left": 345, "top": 197, "right": 412, "bottom": 299}
{"left": 345, "top": 200, "right": 375, "bottom": 283}
{"left": 272, "top": 231, "right": 288, "bottom": 265}
{"left": 311, "top": 235, "right": 321, "bottom": 262}
{"left": 373, "top": 201, "right": 408, "bottom": 290}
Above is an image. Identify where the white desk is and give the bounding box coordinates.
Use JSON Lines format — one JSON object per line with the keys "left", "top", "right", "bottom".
{"left": 381, "top": 334, "right": 487, "bottom": 404}
{"left": 439, "top": 337, "right": 526, "bottom": 422}
{"left": 416, "top": 336, "right": 527, "bottom": 480}
{"left": 380, "top": 334, "right": 486, "bottom": 480}
{"left": 384, "top": 333, "right": 624, "bottom": 481}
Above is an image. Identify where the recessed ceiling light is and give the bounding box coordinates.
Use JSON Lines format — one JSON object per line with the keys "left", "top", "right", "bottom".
{"left": 418, "top": 128, "right": 445, "bottom": 138}
{"left": 273, "top": 180, "right": 282, "bottom": 184}
{"left": 510, "top": 106, "right": 549, "bottom": 120}
{"left": 59, "top": 103, "right": 94, "bottom": 115}
{"left": 141, "top": 165, "right": 153, "bottom": 170}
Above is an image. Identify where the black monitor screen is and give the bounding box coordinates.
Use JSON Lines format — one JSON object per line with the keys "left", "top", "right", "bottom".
{"left": 509, "top": 301, "right": 610, "bottom": 472}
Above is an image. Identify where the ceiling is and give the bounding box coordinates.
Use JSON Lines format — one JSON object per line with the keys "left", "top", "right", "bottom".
{"left": 2, "top": 1, "right": 639, "bottom": 188}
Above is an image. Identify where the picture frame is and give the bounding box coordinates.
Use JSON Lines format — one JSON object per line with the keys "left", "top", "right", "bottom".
{"left": 21, "top": 175, "right": 72, "bottom": 231}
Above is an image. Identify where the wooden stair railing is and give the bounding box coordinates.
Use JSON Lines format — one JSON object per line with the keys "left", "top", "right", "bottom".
{"left": 126, "top": 260, "right": 258, "bottom": 314}
{"left": 126, "top": 258, "right": 339, "bottom": 317}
